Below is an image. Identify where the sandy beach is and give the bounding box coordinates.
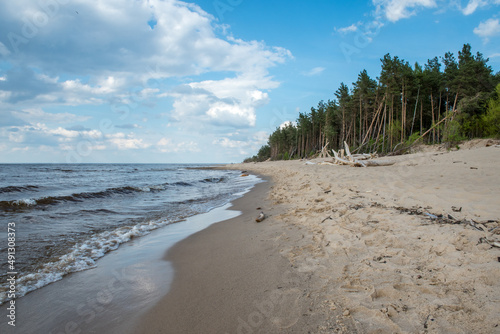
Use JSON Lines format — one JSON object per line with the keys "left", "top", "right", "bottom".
{"left": 137, "top": 140, "right": 500, "bottom": 333}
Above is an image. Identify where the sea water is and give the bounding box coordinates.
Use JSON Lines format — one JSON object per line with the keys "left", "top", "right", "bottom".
{"left": 0, "top": 164, "right": 258, "bottom": 304}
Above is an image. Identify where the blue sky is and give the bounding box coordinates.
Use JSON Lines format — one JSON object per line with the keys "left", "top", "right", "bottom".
{"left": 0, "top": 0, "right": 499, "bottom": 163}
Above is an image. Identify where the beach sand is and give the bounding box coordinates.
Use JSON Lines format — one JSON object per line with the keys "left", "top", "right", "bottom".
{"left": 136, "top": 141, "right": 500, "bottom": 333}
{"left": 134, "top": 178, "right": 337, "bottom": 333}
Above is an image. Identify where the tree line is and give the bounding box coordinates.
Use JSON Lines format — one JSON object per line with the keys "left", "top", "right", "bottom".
{"left": 245, "top": 44, "right": 500, "bottom": 162}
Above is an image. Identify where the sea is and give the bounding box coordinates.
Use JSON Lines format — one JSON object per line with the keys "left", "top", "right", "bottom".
{"left": 0, "top": 164, "right": 259, "bottom": 305}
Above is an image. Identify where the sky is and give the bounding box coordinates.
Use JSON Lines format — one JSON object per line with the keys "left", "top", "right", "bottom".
{"left": 0, "top": 0, "right": 499, "bottom": 163}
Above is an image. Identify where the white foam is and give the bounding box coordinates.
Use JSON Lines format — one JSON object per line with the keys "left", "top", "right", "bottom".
{"left": 0, "top": 217, "right": 177, "bottom": 304}
{"left": 13, "top": 198, "right": 37, "bottom": 206}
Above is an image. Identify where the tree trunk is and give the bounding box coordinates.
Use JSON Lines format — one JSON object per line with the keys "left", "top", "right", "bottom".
{"left": 438, "top": 91, "right": 442, "bottom": 143}
{"left": 420, "top": 99, "right": 423, "bottom": 136}
{"left": 431, "top": 92, "right": 435, "bottom": 144}
{"left": 390, "top": 95, "right": 394, "bottom": 150}
{"left": 383, "top": 102, "right": 387, "bottom": 153}
{"left": 401, "top": 82, "right": 405, "bottom": 143}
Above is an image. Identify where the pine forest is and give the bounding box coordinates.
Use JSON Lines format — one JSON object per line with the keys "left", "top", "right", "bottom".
{"left": 246, "top": 44, "right": 500, "bottom": 162}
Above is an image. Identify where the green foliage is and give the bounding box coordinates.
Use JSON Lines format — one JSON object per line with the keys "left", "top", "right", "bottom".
{"left": 389, "top": 120, "right": 402, "bottom": 140}
{"left": 442, "top": 118, "right": 465, "bottom": 145}
{"left": 483, "top": 84, "right": 500, "bottom": 137}
{"left": 257, "top": 145, "right": 271, "bottom": 161}
{"left": 243, "top": 145, "right": 271, "bottom": 163}
{"left": 406, "top": 132, "right": 421, "bottom": 145}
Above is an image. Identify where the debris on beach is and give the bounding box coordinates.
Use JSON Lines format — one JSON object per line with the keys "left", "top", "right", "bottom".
{"left": 256, "top": 211, "right": 265, "bottom": 222}
{"left": 331, "top": 142, "right": 395, "bottom": 167}
{"left": 306, "top": 141, "right": 396, "bottom": 167}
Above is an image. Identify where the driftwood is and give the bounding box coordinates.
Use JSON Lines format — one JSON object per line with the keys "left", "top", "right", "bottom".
{"left": 331, "top": 142, "right": 395, "bottom": 167}
{"left": 361, "top": 160, "right": 396, "bottom": 167}
{"left": 351, "top": 153, "right": 375, "bottom": 160}
{"left": 319, "top": 142, "right": 332, "bottom": 158}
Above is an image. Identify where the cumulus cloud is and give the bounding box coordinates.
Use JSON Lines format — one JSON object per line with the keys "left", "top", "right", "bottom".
{"left": 108, "top": 133, "right": 150, "bottom": 150}
{"left": 0, "top": 0, "right": 290, "bottom": 84}
{"left": 0, "top": 0, "right": 291, "bottom": 161}
{"left": 0, "top": 0, "right": 290, "bottom": 113}
{"left": 474, "top": 18, "right": 500, "bottom": 42}
{"left": 373, "top": 0, "right": 437, "bottom": 22}
{"left": 167, "top": 72, "right": 277, "bottom": 128}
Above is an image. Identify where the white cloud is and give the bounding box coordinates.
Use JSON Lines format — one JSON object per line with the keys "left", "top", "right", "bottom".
{"left": 252, "top": 131, "right": 269, "bottom": 147}
{"left": 0, "top": 91, "right": 12, "bottom": 102}
{"left": 461, "top": 0, "right": 500, "bottom": 15}
{"left": 156, "top": 137, "right": 200, "bottom": 153}
{"left": 0, "top": 0, "right": 290, "bottom": 81}
{"left": 12, "top": 108, "right": 91, "bottom": 124}
{"left": 0, "top": 0, "right": 292, "bottom": 162}
{"left": 279, "top": 121, "right": 297, "bottom": 129}
{"left": 8, "top": 130, "right": 25, "bottom": 143}
{"left": 213, "top": 130, "right": 270, "bottom": 156}
{"left": 373, "top": 0, "right": 437, "bottom": 22}
{"left": 167, "top": 73, "right": 277, "bottom": 128}
{"left": 206, "top": 102, "right": 256, "bottom": 127}
{"left": 301, "top": 67, "right": 326, "bottom": 77}
{"left": 474, "top": 18, "right": 500, "bottom": 42}
{"left": 0, "top": 41, "right": 10, "bottom": 57}
{"left": 59, "top": 76, "right": 126, "bottom": 105}
{"left": 214, "top": 137, "right": 245, "bottom": 149}
{"left": 50, "top": 127, "right": 80, "bottom": 138}
{"left": 107, "top": 133, "right": 150, "bottom": 150}
{"left": 336, "top": 24, "right": 358, "bottom": 34}
{"left": 462, "top": 0, "right": 487, "bottom": 14}
{"left": 0, "top": 0, "right": 290, "bottom": 134}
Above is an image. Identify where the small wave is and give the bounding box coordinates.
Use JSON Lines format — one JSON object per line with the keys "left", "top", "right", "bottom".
{"left": 78, "top": 208, "right": 120, "bottom": 215}
{"left": 173, "top": 181, "right": 192, "bottom": 187}
{"left": 0, "top": 217, "right": 179, "bottom": 304}
{"left": 0, "top": 198, "right": 37, "bottom": 210}
{"left": 0, "top": 184, "right": 170, "bottom": 212}
{"left": 0, "top": 185, "right": 39, "bottom": 194}
{"left": 200, "top": 177, "right": 226, "bottom": 183}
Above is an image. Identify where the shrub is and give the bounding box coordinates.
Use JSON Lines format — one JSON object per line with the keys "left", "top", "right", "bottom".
{"left": 483, "top": 84, "right": 500, "bottom": 137}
